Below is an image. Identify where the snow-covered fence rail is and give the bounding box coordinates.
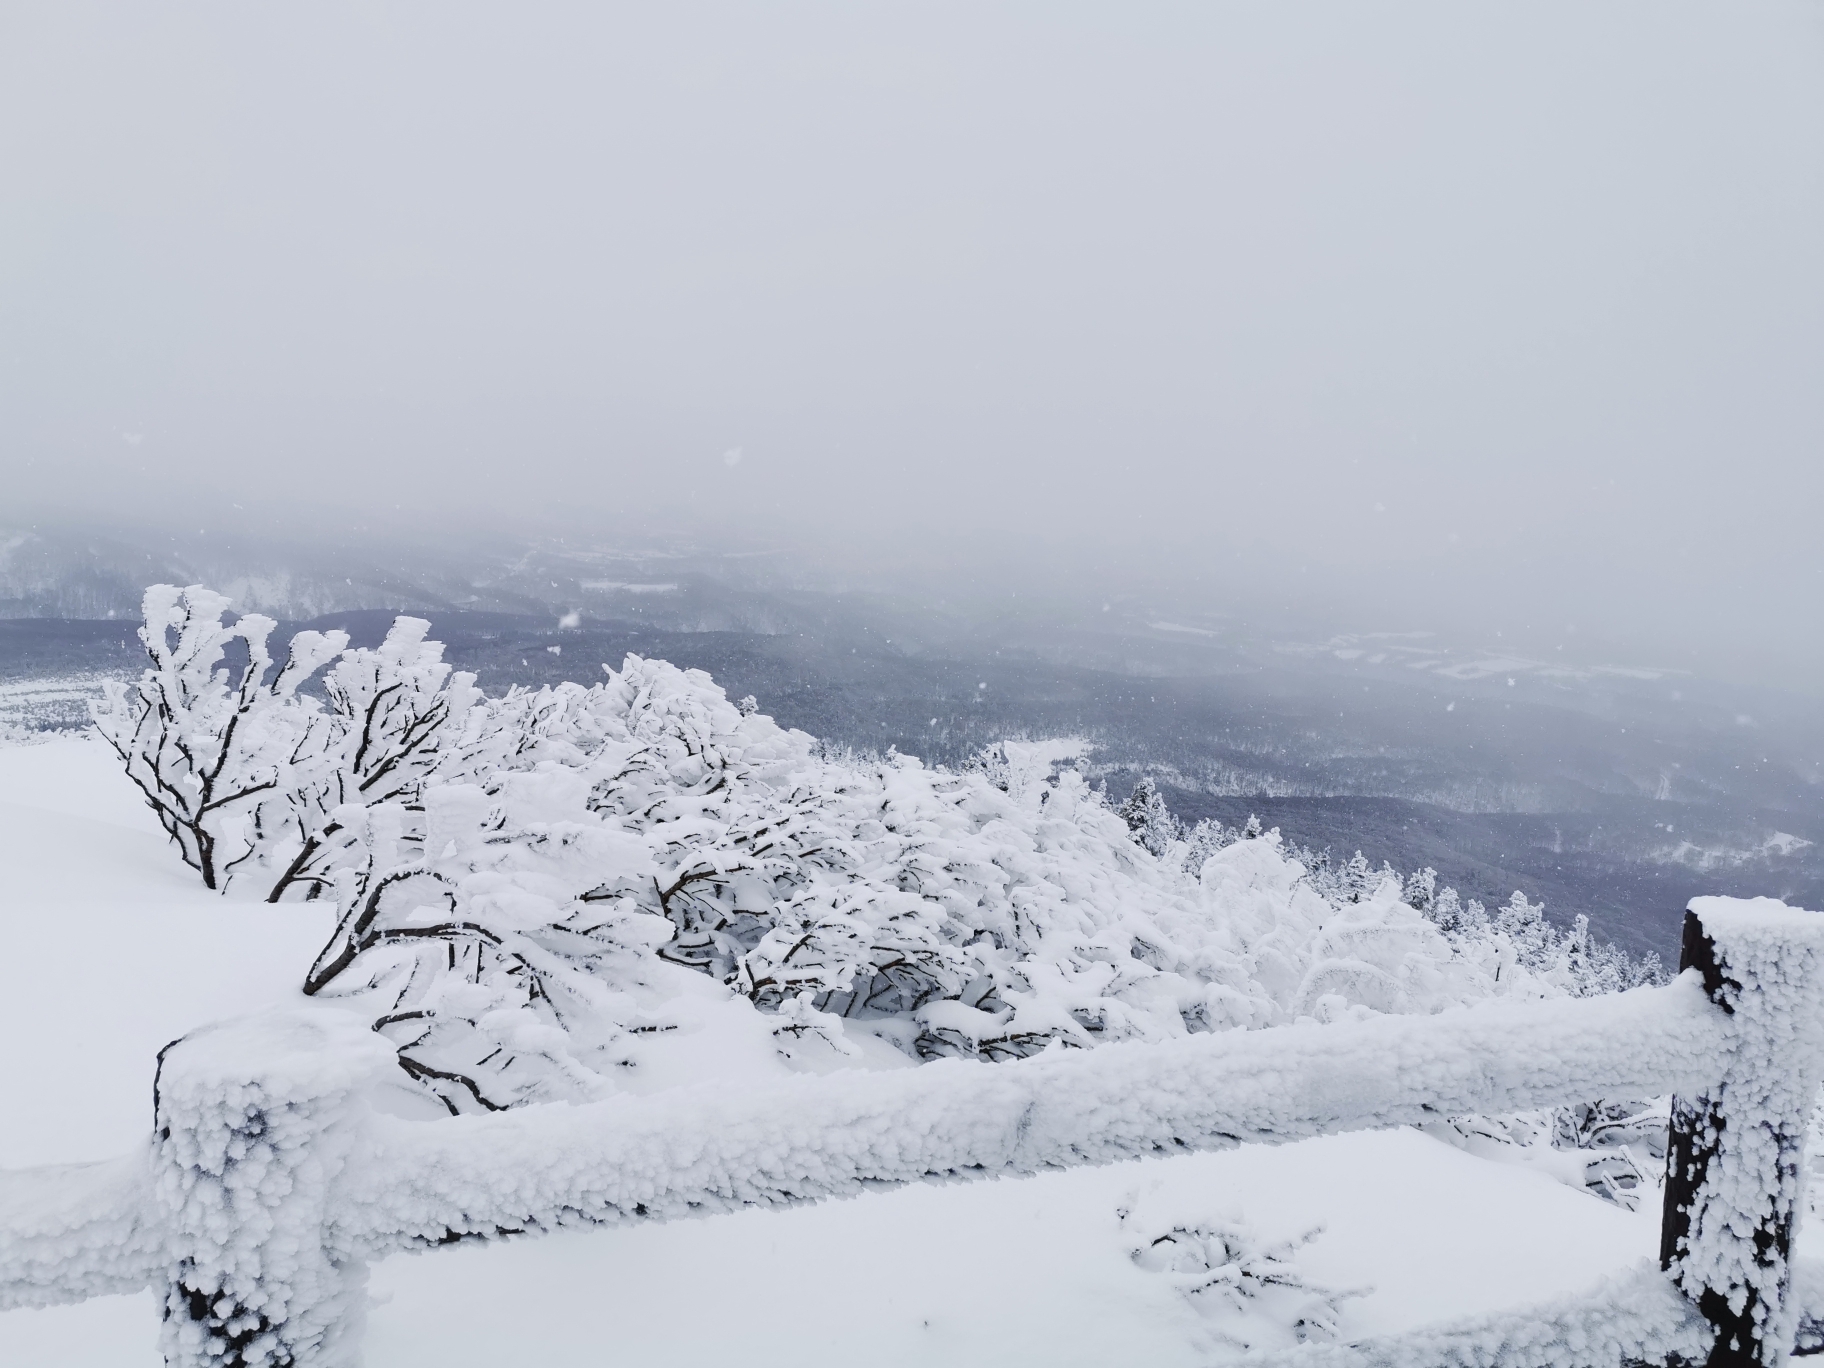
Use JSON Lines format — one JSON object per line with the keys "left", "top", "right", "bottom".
{"left": 4, "top": 897, "right": 1822, "bottom": 1367}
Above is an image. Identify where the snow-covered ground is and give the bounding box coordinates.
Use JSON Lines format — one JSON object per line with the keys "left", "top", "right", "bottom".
{"left": 0, "top": 737, "right": 1689, "bottom": 1366}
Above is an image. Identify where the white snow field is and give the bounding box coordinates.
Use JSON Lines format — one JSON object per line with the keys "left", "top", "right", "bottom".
{"left": 0, "top": 735, "right": 1700, "bottom": 1366}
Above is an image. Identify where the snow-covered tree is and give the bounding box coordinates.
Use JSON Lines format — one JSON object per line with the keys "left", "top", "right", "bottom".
{"left": 299, "top": 655, "right": 852, "bottom": 1110}
{"left": 1401, "top": 866, "right": 1437, "bottom": 913}
{"left": 94, "top": 591, "right": 496, "bottom": 907}
{"left": 90, "top": 585, "right": 347, "bottom": 889}
{"left": 1424, "top": 885, "right": 1476, "bottom": 936}
{"left": 261, "top": 618, "right": 478, "bottom": 902}
{"left": 1177, "top": 817, "right": 1233, "bottom": 877}
{"left": 298, "top": 783, "right": 667, "bottom": 1113}
{"left": 1117, "top": 775, "right": 1180, "bottom": 857}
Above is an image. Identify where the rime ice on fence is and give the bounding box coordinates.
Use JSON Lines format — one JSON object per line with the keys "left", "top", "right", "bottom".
{"left": 331, "top": 974, "right": 1728, "bottom": 1260}
{"left": 8, "top": 890, "right": 1820, "bottom": 1365}
{"left": 0, "top": 1153, "right": 158, "bottom": 1311}
{"left": 1658, "top": 898, "right": 1824, "bottom": 1367}
{"left": 150, "top": 1010, "right": 394, "bottom": 1368}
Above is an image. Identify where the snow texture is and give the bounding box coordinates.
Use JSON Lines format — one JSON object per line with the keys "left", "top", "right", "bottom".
{"left": 1242, "top": 1260, "right": 1716, "bottom": 1367}
{"left": 1662, "top": 897, "right": 1824, "bottom": 1361}
{"left": 338, "top": 975, "right": 1727, "bottom": 1254}
{"left": 149, "top": 1010, "right": 394, "bottom": 1368}
{"left": 1119, "top": 1193, "right": 1365, "bottom": 1352}
{"left": 0, "top": 1154, "right": 157, "bottom": 1310}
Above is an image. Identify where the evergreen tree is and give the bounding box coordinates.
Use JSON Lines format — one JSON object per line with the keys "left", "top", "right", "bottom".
{"left": 1339, "top": 851, "right": 1374, "bottom": 903}
{"left": 1117, "top": 775, "right": 1181, "bottom": 857}
{"left": 1401, "top": 867, "right": 1437, "bottom": 913}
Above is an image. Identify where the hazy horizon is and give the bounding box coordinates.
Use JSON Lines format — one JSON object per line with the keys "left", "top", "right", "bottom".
{"left": 5, "top": 3, "right": 1822, "bottom": 683}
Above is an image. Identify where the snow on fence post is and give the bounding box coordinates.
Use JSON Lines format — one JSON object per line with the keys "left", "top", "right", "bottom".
{"left": 150, "top": 1010, "right": 393, "bottom": 1368}
{"left": 1658, "top": 898, "right": 1824, "bottom": 1368}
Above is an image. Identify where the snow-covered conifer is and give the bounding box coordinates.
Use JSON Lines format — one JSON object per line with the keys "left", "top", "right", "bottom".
{"left": 1178, "top": 817, "right": 1231, "bottom": 877}
{"left": 1493, "top": 889, "right": 1552, "bottom": 957}
{"left": 1117, "top": 775, "right": 1180, "bottom": 857}
{"left": 1338, "top": 851, "right": 1375, "bottom": 903}
{"left": 1401, "top": 867, "right": 1437, "bottom": 913}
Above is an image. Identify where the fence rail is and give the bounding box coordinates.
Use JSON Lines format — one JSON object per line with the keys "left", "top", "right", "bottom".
{"left": 4, "top": 896, "right": 1823, "bottom": 1367}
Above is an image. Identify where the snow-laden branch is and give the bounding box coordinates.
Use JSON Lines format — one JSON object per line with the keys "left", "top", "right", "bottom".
{"left": 89, "top": 585, "right": 348, "bottom": 890}
{"left": 339, "top": 974, "right": 1727, "bottom": 1254}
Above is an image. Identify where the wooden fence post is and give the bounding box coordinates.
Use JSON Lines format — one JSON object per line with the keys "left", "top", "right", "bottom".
{"left": 1660, "top": 902, "right": 1824, "bottom": 1367}
{"left": 150, "top": 1010, "right": 392, "bottom": 1368}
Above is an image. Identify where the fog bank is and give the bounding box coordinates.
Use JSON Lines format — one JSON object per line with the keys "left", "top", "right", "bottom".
{"left": 4, "top": 2, "right": 1821, "bottom": 680}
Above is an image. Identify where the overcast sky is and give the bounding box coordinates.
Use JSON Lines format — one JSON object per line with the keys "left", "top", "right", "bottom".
{"left": 3, "top": 3, "right": 1822, "bottom": 675}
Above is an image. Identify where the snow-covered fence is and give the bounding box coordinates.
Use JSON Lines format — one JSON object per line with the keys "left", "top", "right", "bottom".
{"left": 1657, "top": 902, "right": 1824, "bottom": 1366}
{"left": 4, "top": 897, "right": 1822, "bottom": 1367}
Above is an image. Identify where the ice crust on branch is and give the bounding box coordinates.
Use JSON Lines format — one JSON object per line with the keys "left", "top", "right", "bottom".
{"left": 261, "top": 617, "right": 479, "bottom": 903}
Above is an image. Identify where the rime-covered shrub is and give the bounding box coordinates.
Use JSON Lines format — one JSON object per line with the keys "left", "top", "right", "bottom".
{"left": 91, "top": 587, "right": 486, "bottom": 901}
{"left": 298, "top": 655, "right": 1644, "bottom": 1111}
{"left": 100, "top": 584, "right": 1667, "bottom": 1119}
{"left": 1420, "top": 1094, "right": 1670, "bottom": 1211}
{"left": 1277, "top": 842, "right": 1665, "bottom": 998}
{"left": 90, "top": 585, "right": 348, "bottom": 890}
{"left": 259, "top": 617, "right": 480, "bottom": 902}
